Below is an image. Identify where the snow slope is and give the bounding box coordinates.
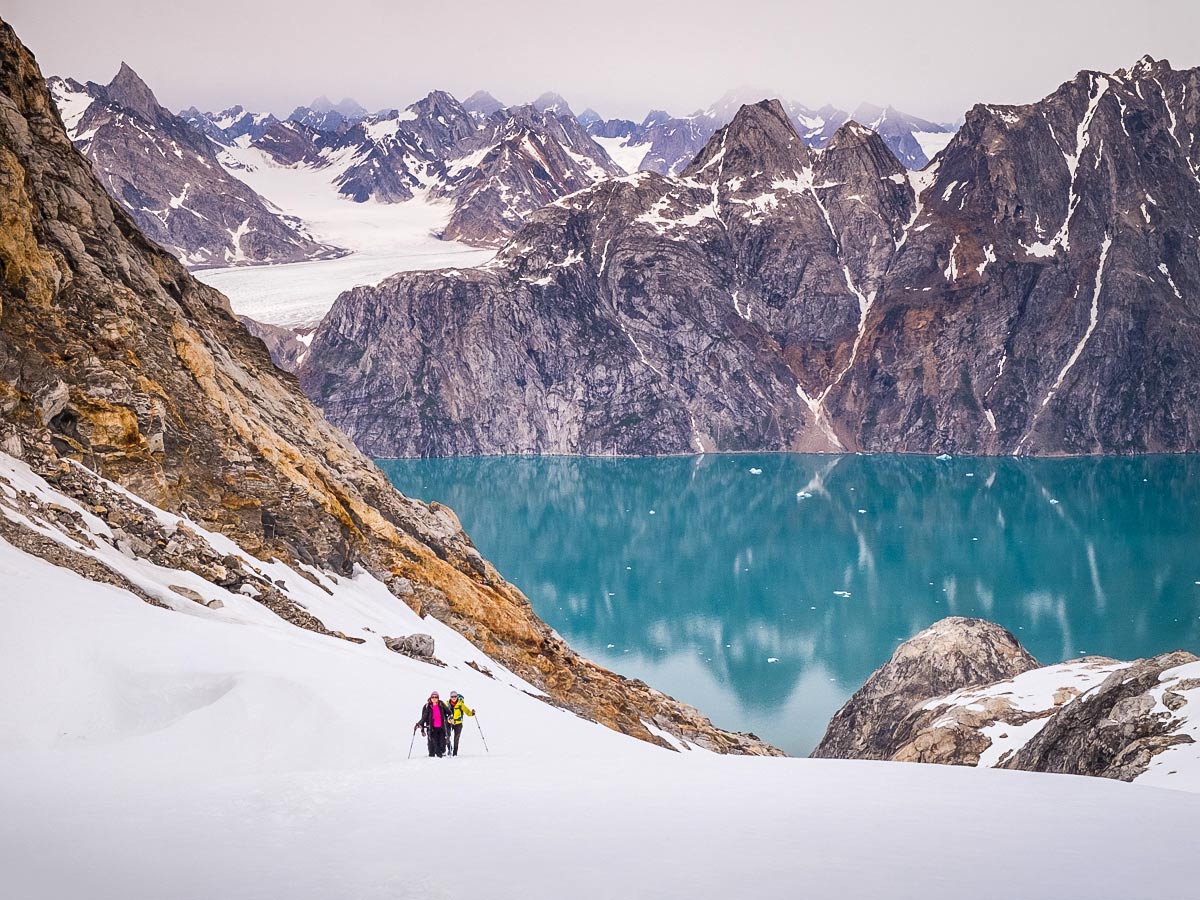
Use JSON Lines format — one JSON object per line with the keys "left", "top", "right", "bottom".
{"left": 2, "top": 452, "right": 1199, "bottom": 899}
{"left": 592, "top": 134, "right": 653, "bottom": 174}
{"left": 913, "top": 129, "right": 957, "bottom": 163}
{"left": 196, "top": 144, "right": 494, "bottom": 327}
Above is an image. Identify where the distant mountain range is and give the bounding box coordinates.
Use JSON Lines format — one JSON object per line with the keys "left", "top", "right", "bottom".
{"left": 584, "top": 88, "right": 956, "bottom": 174}
{"left": 47, "top": 66, "right": 343, "bottom": 268}
{"left": 48, "top": 70, "right": 958, "bottom": 269}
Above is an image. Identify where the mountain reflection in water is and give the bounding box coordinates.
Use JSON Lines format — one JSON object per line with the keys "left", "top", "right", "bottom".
{"left": 378, "top": 454, "right": 1200, "bottom": 755}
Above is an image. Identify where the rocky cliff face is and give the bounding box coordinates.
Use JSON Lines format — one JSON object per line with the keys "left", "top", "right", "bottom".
{"left": 46, "top": 67, "right": 342, "bottom": 268}
{"left": 812, "top": 617, "right": 1199, "bottom": 784}
{"left": 0, "top": 17, "right": 774, "bottom": 756}
{"left": 304, "top": 59, "right": 1200, "bottom": 458}
{"left": 830, "top": 57, "right": 1200, "bottom": 455}
{"left": 299, "top": 100, "right": 912, "bottom": 456}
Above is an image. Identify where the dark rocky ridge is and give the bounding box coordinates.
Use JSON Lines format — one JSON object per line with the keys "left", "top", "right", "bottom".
{"left": 0, "top": 16, "right": 776, "bottom": 756}
{"left": 46, "top": 67, "right": 341, "bottom": 268}
{"left": 303, "top": 60, "right": 1200, "bottom": 457}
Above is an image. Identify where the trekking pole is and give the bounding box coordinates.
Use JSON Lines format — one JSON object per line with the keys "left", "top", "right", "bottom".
{"left": 407, "top": 726, "right": 417, "bottom": 759}
{"left": 475, "top": 714, "right": 490, "bottom": 753}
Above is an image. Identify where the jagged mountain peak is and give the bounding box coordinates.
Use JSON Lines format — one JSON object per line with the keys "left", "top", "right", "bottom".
{"left": 307, "top": 95, "right": 366, "bottom": 117}
{"left": 1125, "top": 53, "right": 1170, "bottom": 77}
{"left": 683, "top": 98, "right": 808, "bottom": 180}
{"left": 702, "top": 86, "right": 779, "bottom": 123}
{"left": 462, "top": 89, "right": 503, "bottom": 115}
{"left": 411, "top": 89, "right": 462, "bottom": 111}
{"left": 827, "top": 118, "right": 887, "bottom": 148}
{"left": 641, "top": 109, "right": 672, "bottom": 127}
{"left": 822, "top": 119, "right": 907, "bottom": 178}
{"left": 104, "top": 61, "right": 163, "bottom": 121}
{"left": 333, "top": 97, "right": 367, "bottom": 117}
{"left": 851, "top": 101, "right": 887, "bottom": 123}
{"left": 531, "top": 91, "right": 573, "bottom": 116}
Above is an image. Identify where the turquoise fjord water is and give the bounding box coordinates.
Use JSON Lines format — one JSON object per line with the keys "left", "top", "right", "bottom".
{"left": 377, "top": 454, "right": 1200, "bottom": 756}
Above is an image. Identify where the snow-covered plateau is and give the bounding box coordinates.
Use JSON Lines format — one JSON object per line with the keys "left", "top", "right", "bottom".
{"left": 1, "top": 451, "right": 1198, "bottom": 900}
{"left": 196, "top": 143, "right": 494, "bottom": 328}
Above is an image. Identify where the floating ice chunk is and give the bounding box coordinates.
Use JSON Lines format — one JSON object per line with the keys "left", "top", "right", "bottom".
{"left": 767, "top": 657, "right": 780, "bottom": 663}
{"left": 936, "top": 453, "right": 953, "bottom": 461}
{"left": 749, "top": 468, "right": 763, "bottom": 475}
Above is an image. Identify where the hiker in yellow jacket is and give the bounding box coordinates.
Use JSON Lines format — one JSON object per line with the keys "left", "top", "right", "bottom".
{"left": 447, "top": 691, "right": 475, "bottom": 757}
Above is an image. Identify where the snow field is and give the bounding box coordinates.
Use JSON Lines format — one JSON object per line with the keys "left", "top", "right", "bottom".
{"left": 1, "top": 454, "right": 1199, "bottom": 898}
{"left": 197, "top": 143, "right": 494, "bottom": 327}
{"left": 591, "top": 134, "right": 653, "bottom": 174}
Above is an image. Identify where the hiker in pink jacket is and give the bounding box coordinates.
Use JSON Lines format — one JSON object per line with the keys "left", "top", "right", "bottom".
{"left": 415, "top": 691, "right": 453, "bottom": 757}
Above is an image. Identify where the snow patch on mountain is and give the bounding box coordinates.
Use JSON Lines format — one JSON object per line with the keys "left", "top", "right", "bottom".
{"left": 592, "top": 135, "right": 653, "bottom": 174}
{"left": 198, "top": 142, "right": 494, "bottom": 327}
{"left": 913, "top": 130, "right": 956, "bottom": 162}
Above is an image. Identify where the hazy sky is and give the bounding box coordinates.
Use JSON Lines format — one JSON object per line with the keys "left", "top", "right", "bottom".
{"left": 8, "top": 0, "right": 1200, "bottom": 123}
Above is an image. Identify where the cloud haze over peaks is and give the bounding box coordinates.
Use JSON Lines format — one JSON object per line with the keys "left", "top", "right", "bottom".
{"left": 9, "top": 0, "right": 1200, "bottom": 123}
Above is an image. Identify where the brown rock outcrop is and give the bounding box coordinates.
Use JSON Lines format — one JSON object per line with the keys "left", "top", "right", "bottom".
{"left": 814, "top": 616, "right": 1199, "bottom": 783}
{"left": 811, "top": 617, "right": 1039, "bottom": 759}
